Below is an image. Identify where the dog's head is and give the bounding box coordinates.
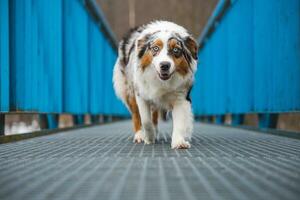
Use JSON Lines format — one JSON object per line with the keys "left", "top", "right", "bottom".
{"left": 136, "top": 27, "right": 198, "bottom": 81}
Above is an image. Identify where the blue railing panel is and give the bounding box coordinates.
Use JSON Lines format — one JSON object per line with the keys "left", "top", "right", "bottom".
{"left": 9, "top": 0, "right": 63, "bottom": 112}
{"left": 253, "top": 0, "right": 300, "bottom": 112}
{"left": 10, "top": 0, "right": 37, "bottom": 111}
{"left": 194, "top": 0, "right": 300, "bottom": 115}
{"left": 102, "top": 43, "right": 124, "bottom": 115}
{"left": 89, "top": 19, "right": 105, "bottom": 114}
{"left": 213, "top": 18, "right": 228, "bottom": 114}
{"left": 226, "top": 0, "right": 253, "bottom": 113}
{"left": 0, "top": 0, "right": 127, "bottom": 116}
{"left": 0, "top": 0, "right": 9, "bottom": 112}
{"left": 63, "top": 0, "right": 89, "bottom": 114}
{"left": 88, "top": 19, "right": 128, "bottom": 116}
{"left": 37, "top": 0, "right": 63, "bottom": 112}
{"left": 102, "top": 39, "right": 111, "bottom": 115}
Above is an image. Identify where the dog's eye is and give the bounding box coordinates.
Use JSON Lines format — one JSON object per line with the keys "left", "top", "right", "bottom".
{"left": 173, "top": 47, "right": 180, "bottom": 53}
{"left": 152, "top": 46, "right": 159, "bottom": 52}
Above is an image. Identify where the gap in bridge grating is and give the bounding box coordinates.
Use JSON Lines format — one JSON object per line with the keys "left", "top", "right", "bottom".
{"left": 0, "top": 121, "right": 299, "bottom": 200}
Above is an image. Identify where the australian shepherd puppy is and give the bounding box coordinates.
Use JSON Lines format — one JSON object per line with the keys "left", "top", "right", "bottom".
{"left": 113, "top": 21, "right": 198, "bottom": 149}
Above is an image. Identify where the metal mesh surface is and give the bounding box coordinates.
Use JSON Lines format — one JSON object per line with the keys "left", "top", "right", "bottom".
{"left": 0, "top": 121, "right": 299, "bottom": 200}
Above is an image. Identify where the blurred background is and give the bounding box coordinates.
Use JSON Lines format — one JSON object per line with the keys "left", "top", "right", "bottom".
{"left": 97, "top": 0, "right": 218, "bottom": 40}
{"left": 1, "top": 0, "right": 300, "bottom": 135}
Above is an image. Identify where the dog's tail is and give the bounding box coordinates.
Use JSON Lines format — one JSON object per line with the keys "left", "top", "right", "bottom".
{"left": 113, "top": 58, "right": 127, "bottom": 107}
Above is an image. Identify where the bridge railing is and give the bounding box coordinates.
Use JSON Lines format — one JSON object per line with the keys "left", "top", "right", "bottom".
{"left": 192, "top": 0, "right": 300, "bottom": 127}
{"left": 0, "top": 0, "right": 128, "bottom": 134}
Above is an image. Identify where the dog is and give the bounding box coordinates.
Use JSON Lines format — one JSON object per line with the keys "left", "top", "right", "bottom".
{"left": 113, "top": 21, "right": 198, "bottom": 149}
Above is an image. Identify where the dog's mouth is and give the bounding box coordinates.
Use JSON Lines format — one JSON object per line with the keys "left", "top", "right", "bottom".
{"left": 157, "top": 71, "right": 173, "bottom": 81}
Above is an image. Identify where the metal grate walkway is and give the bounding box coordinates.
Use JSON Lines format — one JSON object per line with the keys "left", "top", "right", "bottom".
{"left": 0, "top": 121, "right": 300, "bottom": 200}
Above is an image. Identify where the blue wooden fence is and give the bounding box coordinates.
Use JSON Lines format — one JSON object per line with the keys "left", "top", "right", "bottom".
{"left": 0, "top": 0, "right": 128, "bottom": 117}
{"left": 1, "top": 0, "right": 299, "bottom": 132}
{"left": 0, "top": 0, "right": 9, "bottom": 112}
{"left": 192, "top": 0, "right": 300, "bottom": 121}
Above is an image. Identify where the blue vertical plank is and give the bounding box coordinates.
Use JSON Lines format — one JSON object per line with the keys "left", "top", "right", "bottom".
{"left": 200, "top": 48, "right": 205, "bottom": 116}
{"left": 10, "top": 0, "right": 23, "bottom": 110}
{"left": 89, "top": 19, "right": 104, "bottom": 114}
{"left": 271, "top": 0, "right": 300, "bottom": 111}
{"left": 204, "top": 35, "right": 212, "bottom": 115}
{"left": 227, "top": 0, "right": 253, "bottom": 113}
{"left": 10, "top": 0, "right": 62, "bottom": 112}
{"left": 63, "top": 0, "right": 89, "bottom": 114}
{"left": 0, "top": 0, "right": 9, "bottom": 112}
{"left": 254, "top": 0, "right": 277, "bottom": 112}
{"left": 209, "top": 31, "right": 217, "bottom": 115}
{"left": 214, "top": 17, "right": 228, "bottom": 115}
{"left": 202, "top": 42, "right": 210, "bottom": 115}
{"left": 10, "top": 0, "right": 39, "bottom": 111}
{"left": 102, "top": 40, "right": 110, "bottom": 115}
{"left": 36, "top": 0, "right": 63, "bottom": 112}
{"left": 193, "top": 45, "right": 207, "bottom": 115}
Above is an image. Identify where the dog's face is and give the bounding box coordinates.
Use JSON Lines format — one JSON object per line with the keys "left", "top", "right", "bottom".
{"left": 137, "top": 32, "right": 198, "bottom": 81}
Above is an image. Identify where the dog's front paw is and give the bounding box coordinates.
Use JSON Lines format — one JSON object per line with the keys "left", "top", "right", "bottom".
{"left": 133, "top": 130, "right": 144, "bottom": 143}
{"left": 143, "top": 123, "right": 156, "bottom": 144}
{"left": 144, "top": 134, "right": 155, "bottom": 144}
{"left": 171, "top": 138, "right": 191, "bottom": 149}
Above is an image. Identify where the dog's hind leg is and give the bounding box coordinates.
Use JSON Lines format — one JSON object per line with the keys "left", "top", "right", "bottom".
{"left": 126, "top": 95, "right": 143, "bottom": 143}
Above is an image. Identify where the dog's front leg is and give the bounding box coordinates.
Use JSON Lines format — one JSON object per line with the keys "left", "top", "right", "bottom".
{"left": 136, "top": 95, "right": 156, "bottom": 144}
{"left": 171, "top": 100, "right": 193, "bottom": 149}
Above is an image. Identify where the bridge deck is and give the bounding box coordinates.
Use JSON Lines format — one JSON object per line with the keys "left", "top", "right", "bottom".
{"left": 0, "top": 121, "right": 300, "bottom": 200}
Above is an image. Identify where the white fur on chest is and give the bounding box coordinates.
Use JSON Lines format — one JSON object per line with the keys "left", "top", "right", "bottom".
{"left": 133, "top": 64, "right": 191, "bottom": 109}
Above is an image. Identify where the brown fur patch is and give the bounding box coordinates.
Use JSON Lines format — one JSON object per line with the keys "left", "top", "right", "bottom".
{"left": 174, "top": 57, "right": 189, "bottom": 76}
{"left": 168, "top": 38, "right": 179, "bottom": 49}
{"left": 153, "top": 39, "right": 163, "bottom": 50}
{"left": 184, "top": 36, "right": 198, "bottom": 60}
{"left": 140, "top": 39, "right": 164, "bottom": 71}
{"left": 140, "top": 52, "right": 153, "bottom": 71}
{"left": 126, "top": 95, "right": 142, "bottom": 133}
{"left": 168, "top": 38, "right": 190, "bottom": 76}
{"left": 137, "top": 34, "right": 151, "bottom": 58}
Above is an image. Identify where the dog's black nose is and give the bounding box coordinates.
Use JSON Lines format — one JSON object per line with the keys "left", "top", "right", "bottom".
{"left": 160, "top": 62, "right": 171, "bottom": 71}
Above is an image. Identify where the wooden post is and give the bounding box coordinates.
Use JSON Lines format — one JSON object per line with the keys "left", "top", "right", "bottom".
{"left": 258, "top": 113, "right": 278, "bottom": 129}
{"left": 74, "top": 115, "right": 84, "bottom": 125}
{"left": 39, "top": 114, "right": 48, "bottom": 129}
{"left": 215, "top": 115, "right": 225, "bottom": 124}
{"left": 0, "top": 114, "right": 5, "bottom": 135}
{"left": 231, "top": 114, "right": 244, "bottom": 126}
{"left": 91, "top": 115, "right": 100, "bottom": 124}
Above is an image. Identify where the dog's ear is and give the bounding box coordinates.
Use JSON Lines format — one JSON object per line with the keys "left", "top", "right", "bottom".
{"left": 184, "top": 36, "right": 198, "bottom": 60}
{"left": 137, "top": 34, "right": 151, "bottom": 58}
